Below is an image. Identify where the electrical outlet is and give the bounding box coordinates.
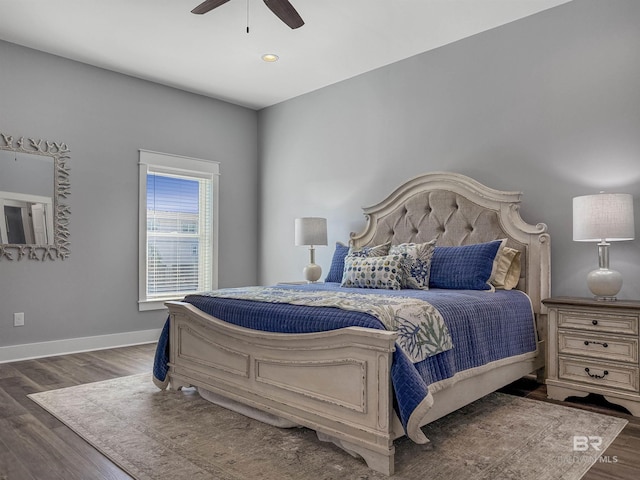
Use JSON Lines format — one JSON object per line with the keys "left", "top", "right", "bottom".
{"left": 14, "top": 312, "right": 25, "bottom": 327}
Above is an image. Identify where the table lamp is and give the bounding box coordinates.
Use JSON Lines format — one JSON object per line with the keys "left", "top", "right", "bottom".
{"left": 573, "top": 192, "right": 635, "bottom": 300}
{"left": 295, "top": 217, "right": 327, "bottom": 282}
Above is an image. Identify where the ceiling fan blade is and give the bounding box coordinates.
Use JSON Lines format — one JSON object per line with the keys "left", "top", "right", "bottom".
{"left": 263, "top": 0, "right": 304, "bottom": 29}
{"left": 191, "top": 0, "right": 232, "bottom": 15}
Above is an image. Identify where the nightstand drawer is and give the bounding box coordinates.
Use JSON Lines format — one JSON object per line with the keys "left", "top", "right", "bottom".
{"left": 558, "top": 331, "right": 638, "bottom": 363}
{"left": 558, "top": 356, "right": 639, "bottom": 393}
{"left": 557, "top": 308, "right": 639, "bottom": 335}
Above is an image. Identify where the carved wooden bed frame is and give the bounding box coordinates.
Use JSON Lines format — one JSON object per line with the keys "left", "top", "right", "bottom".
{"left": 165, "top": 172, "right": 551, "bottom": 475}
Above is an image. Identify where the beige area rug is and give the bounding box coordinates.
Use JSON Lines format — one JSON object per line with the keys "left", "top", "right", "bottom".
{"left": 28, "top": 374, "right": 627, "bottom": 480}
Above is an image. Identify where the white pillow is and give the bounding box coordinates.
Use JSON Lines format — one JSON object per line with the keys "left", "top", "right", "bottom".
{"left": 490, "top": 245, "right": 521, "bottom": 290}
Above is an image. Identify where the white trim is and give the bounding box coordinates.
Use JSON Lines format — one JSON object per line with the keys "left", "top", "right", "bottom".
{"left": 138, "top": 297, "right": 182, "bottom": 311}
{"left": 0, "top": 328, "right": 162, "bottom": 364}
{"left": 138, "top": 149, "right": 220, "bottom": 172}
{"left": 0, "top": 191, "right": 52, "bottom": 204}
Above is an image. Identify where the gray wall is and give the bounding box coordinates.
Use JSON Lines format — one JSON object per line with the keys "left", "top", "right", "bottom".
{"left": 258, "top": 0, "right": 640, "bottom": 298}
{"left": 0, "top": 41, "right": 259, "bottom": 348}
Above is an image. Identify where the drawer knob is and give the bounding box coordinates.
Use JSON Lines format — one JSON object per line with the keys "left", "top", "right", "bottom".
{"left": 585, "top": 367, "right": 609, "bottom": 379}
{"left": 584, "top": 340, "right": 608, "bottom": 348}
{"left": 592, "top": 320, "right": 598, "bottom": 325}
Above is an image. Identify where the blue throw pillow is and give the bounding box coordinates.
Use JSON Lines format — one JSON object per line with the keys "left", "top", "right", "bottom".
{"left": 324, "top": 242, "right": 350, "bottom": 283}
{"left": 429, "top": 240, "right": 503, "bottom": 290}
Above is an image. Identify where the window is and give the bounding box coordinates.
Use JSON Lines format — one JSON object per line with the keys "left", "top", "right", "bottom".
{"left": 138, "top": 150, "right": 219, "bottom": 311}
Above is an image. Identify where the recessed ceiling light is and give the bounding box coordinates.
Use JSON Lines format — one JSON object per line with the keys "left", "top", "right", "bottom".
{"left": 261, "top": 54, "right": 279, "bottom": 63}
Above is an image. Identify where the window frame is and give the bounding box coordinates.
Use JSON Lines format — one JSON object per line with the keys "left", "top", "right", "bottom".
{"left": 138, "top": 150, "right": 219, "bottom": 311}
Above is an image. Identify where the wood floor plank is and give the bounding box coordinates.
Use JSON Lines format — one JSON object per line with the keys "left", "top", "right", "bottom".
{"left": 584, "top": 421, "right": 640, "bottom": 480}
{"left": 0, "top": 362, "right": 21, "bottom": 380}
{"left": 0, "top": 415, "right": 79, "bottom": 480}
{"left": 52, "top": 425, "right": 133, "bottom": 480}
{"left": 11, "top": 359, "right": 71, "bottom": 387}
{"left": 0, "top": 373, "right": 65, "bottom": 430}
{"left": 0, "top": 385, "right": 29, "bottom": 419}
{"left": 34, "top": 355, "right": 123, "bottom": 386}
{"left": 0, "top": 436, "right": 37, "bottom": 480}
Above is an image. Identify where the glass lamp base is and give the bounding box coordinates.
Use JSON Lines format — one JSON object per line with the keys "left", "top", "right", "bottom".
{"left": 303, "top": 263, "right": 322, "bottom": 283}
{"left": 587, "top": 268, "right": 622, "bottom": 301}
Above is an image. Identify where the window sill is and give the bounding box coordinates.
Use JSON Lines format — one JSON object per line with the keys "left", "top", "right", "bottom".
{"left": 138, "top": 297, "right": 183, "bottom": 312}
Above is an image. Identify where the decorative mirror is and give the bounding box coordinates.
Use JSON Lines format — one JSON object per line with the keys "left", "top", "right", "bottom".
{"left": 0, "top": 132, "right": 70, "bottom": 260}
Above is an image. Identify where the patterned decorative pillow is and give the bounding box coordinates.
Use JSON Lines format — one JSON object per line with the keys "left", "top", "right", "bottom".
{"left": 390, "top": 239, "right": 437, "bottom": 290}
{"left": 341, "top": 254, "right": 405, "bottom": 290}
{"left": 324, "top": 242, "right": 350, "bottom": 283}
{"left": 325, "top": 241, "right": 391, "bottom": 283}
{"left": 348, "top": 241, "right": 391, "bottom": 258}
{"left": 429, "top": 240, "right": 504, "bottom": 291}
{"left": 490, "top": 246, "right": 521, "bottom": 290}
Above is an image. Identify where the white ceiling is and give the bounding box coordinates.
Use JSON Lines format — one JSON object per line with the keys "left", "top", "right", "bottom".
{"left": 0, "top": 0, "right": 570, "bottom": 110}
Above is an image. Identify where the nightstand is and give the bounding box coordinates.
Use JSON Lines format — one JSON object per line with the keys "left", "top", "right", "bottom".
{"left": 543, "top": 296, "right": 640, "bottom": 416}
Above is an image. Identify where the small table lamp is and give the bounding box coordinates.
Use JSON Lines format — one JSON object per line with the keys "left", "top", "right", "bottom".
{"left": 573, "top": 192, "right": 635, "bottom": 300}
{"left": 295, "top": 217, "right": 327, "bottom": 282}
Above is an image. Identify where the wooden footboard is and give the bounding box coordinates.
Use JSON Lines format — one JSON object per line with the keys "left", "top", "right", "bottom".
{"left": 166, "top": 300, "right": 400, "bottom": 475}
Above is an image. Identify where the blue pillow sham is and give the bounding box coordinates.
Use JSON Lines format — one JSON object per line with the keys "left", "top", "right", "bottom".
{"left": 324, "top": 242, "right": 350, "bottom": 283}
{"left": 428, "top": 240, "right": 503, "bottom": 291}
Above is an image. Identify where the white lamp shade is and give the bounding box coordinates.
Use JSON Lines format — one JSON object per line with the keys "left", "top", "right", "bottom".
{"left": 294, "top": 217, "right": 328, "bottom": 246}
{"left": 573, "top": 193, "right": 635, "bottom": 242}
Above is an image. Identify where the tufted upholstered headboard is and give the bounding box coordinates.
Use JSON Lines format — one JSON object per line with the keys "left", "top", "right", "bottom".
{"left": 349, "top": 172, "right": 551, "bottom": 315}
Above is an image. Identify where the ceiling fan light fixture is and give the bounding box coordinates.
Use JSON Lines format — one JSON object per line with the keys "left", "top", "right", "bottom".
{"left": 261, "top": 53, "right": 279, "bottom": 62}
{"left": 191, "top": 0, "right": 304, "bottom": 29}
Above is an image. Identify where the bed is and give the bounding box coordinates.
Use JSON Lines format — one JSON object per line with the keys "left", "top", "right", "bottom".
{"left": 153, "top": 171, "right": 551, "bottom": 475}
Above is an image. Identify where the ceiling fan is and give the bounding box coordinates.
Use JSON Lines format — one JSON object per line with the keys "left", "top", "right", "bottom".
{"left": 192, "top": 0, "right": 305, "bottom": 29}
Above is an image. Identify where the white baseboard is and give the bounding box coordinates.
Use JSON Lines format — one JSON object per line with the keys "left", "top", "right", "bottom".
{"left": 0, "top": 328, "right": 162, "bottom": 364}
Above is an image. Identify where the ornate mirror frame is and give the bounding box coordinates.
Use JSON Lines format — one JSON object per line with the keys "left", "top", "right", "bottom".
{"left": 0, "top": 132, "right": 70, "bottom": 260}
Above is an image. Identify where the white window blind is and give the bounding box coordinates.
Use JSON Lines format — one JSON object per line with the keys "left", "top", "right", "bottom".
{"left": 139, "top": 150, "right": 219, "bottom": 311}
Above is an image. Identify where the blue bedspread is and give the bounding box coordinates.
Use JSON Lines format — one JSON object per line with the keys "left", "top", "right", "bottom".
{"left": 153, "top": 283, "right": 537, "bottom": 442}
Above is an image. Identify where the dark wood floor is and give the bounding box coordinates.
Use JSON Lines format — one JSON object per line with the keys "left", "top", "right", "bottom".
{"left": 1, "top": 344, "right": 638, "bottom": 479}
{"left": 0, "top": 344, "right": 155, "bottom": 480}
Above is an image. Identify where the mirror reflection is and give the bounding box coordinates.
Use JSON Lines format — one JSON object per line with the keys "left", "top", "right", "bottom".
{"left": 0, "top": 150, "right": 55, "bottom": 245}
